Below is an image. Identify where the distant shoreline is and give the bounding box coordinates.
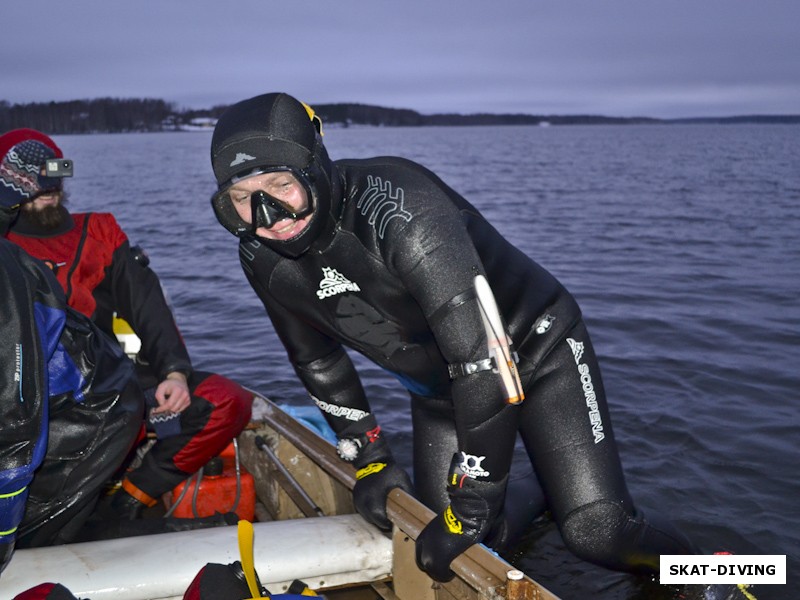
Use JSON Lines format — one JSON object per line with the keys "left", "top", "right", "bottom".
{"left": 2, "top": 97, "right": 799, "bottom": 135}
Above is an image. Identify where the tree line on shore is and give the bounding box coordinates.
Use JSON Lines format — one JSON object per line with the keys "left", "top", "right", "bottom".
{"left": 2, "top": 97, "right": 798, "bottom": 135}
{"left": 0, "top": 98, "right": 226, "bottom": 134}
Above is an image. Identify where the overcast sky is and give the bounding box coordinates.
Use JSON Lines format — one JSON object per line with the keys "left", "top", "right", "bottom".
{"left": 3, "top": 1, "right": 799, "bottom": 118}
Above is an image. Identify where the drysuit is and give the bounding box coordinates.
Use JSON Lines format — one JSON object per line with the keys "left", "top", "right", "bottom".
{"left": 6, "top": 208, "right": 253, "bottom": 504}
{"left": 0, "top": 232, "right": 142, "bottom": 573}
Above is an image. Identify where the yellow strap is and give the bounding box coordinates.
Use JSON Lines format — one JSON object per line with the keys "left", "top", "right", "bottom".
{"left": 238, "top": 520, "right": 263, "bottom": 599}
{"left": 737, "top": 584, "right": 759, "bottom": 600}
{"left": 0, "top": 486, "right": 26, "bottom": 499}
{"left": 300, "top": 102, "right": 324, "bottom": 136}
{"left": 0, "top": 489, "right": 24, "bottom": 536}
{"left": 121, "top": 478, "right": 158, "bottom": 507}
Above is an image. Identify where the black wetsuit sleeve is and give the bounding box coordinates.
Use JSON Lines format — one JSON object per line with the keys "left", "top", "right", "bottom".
{"left": 382, "top": 167, "right": 519, "bottom": 482}
{"left": 246, "top": 268, "right": 371, "bottom": 435}
{"left": 109, "top": 240, "right": 192, "bottom": 380}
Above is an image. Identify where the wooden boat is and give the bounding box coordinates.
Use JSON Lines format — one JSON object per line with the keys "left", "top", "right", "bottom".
{"left": 0, "top": 394, "right": 562, "bottom": 600}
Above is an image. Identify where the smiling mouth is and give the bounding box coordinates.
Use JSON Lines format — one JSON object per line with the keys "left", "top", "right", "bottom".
{"left": 265, "top": 217, "right": 311, "bottom": 239}
{"left": 272, "top": 221, "right": 298, "bottom": 234}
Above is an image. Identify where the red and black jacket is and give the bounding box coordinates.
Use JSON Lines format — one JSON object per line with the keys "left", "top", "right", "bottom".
{"left": 6, "top": 208, "right": 192, "bottom": 382}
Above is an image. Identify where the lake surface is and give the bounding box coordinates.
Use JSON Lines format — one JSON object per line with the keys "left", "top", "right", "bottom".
{"left": 56, "top": 124, "right": 799, "bottom": 600}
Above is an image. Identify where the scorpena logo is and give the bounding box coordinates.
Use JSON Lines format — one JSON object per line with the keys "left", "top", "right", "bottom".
{"left": 566, "top": 338, "right": 605, "bottom": 444}
{"left": 312, "top": 396, "right": 368, "bottom": 421}
{"left": 567, "top": 338, "right": 584, "bottom": 364}
{"left": 316, "top": 267, "right": 361, "bottom": 299}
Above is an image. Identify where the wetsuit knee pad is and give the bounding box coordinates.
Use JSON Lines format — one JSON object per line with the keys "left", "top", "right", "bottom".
{"left": 561, "top": 500, "right": 697, "bottom": 573}
{"left": 560, "top": 500, "right": 644, "bottom": 571}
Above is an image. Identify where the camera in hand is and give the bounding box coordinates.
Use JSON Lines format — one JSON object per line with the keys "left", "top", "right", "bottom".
{"left": 45, "top": 159, "right": 73, "bottom": 178}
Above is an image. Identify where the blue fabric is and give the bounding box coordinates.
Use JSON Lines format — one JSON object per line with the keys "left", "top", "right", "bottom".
{"left": 388, "top": 369, "right": 437, "bottom": 398}
{"left": 34, "top": 303, "right": 85, "bottom": 401}
{"left": 278, "top": 403, "right": 337, "bottom": 445}
{"left": 33, "top": 300, "right": 63, "bottom": 362}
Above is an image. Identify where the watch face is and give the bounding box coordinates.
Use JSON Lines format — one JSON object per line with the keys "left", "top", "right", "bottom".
{"left": 336, "top": 437, "right": 362, "bottom": 461}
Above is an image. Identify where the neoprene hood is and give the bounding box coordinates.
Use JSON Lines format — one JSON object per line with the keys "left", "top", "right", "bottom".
{"left": 210, "top": 92, "right": 340, "bottom": 258}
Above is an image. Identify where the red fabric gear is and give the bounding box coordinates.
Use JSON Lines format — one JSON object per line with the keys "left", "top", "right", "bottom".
{"left": 13, "top": 582, "right": 80, "bottom": 600}
{"left": 0, "top": 129, "right": 63, "bottom": 161}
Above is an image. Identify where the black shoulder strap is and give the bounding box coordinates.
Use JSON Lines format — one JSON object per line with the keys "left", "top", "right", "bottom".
{"left": 65, "top": 213, "right": 91, "bottom": 302}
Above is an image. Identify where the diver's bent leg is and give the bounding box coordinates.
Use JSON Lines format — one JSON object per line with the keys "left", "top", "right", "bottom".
{"left": 519, "top": 322, "right": 697, "bottom": 573}
{"left": 486, "top": 467, "right": 548, "bottom": 551}
{"left": 561, "top": 501, "right": 699, "bottom": 573}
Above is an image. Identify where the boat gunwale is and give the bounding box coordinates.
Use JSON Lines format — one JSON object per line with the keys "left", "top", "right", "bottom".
{"left": 251, "top": 395, "right": 561, "bottom": 600}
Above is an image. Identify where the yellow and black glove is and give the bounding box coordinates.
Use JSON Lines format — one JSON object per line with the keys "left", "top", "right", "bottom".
{"left": 336, "top": 415, "right": 415, "bottom": 530}
{"left": 415, "top": 454, "right": 508, "bottom": 582}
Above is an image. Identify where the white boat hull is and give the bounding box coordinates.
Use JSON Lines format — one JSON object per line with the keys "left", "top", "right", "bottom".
{"left": 0, "top": 514, "right": 391, "bottom": 600}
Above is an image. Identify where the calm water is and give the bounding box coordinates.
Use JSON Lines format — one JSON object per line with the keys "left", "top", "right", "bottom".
{"left": 56, "top": 124, "right": 799, "bottom": 599}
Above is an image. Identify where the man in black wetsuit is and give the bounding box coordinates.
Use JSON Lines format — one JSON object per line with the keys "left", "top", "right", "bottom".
{"left": 208, "top": 92, "right": 700, "bottom": 582}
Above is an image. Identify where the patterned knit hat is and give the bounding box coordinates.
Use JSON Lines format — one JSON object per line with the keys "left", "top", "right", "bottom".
{"left": 0, "top": 129, "right": 63, "bottom": 207}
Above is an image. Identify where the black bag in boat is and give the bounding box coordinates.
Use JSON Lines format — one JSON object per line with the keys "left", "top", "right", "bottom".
{"left": 12, "top": 583, "right": 83, "bottom": 600}
{"left": 182, "top": 561, "right": 320, "bottom": 599}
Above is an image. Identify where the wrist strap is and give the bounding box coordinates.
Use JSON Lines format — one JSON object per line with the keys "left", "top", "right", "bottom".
{"left": 337, "top": 421, "right": 382, "bottom": 462}
{"left": 447, "top": 352, "right": 519, "bottom": 380}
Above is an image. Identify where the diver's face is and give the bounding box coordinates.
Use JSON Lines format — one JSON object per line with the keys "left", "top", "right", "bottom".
{"left": 228, "top": 171, "right": 312, "bottom": 241}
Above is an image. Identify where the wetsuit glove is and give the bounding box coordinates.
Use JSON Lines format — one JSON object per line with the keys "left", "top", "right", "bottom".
{"left": 0, "top": 181, "right": 25, "bottom": 210}
{"left": 336, "top": 415, "right": 414, "bottom": 531}
{"left": 416, "top": 454, "right": 508, "bottom": 582}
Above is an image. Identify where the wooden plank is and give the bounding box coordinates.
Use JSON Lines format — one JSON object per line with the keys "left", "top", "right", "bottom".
{"left": 239, "top": 424, "right": 353, "bottom": 520}
{"left": 256, "top": 397, "right": 357, "bottom": 489}
{"left": 255, "top": 435, "right": 325, "bottom": 517}
{"left": 392, "top": 527, "right": 436, "bottom": 600}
